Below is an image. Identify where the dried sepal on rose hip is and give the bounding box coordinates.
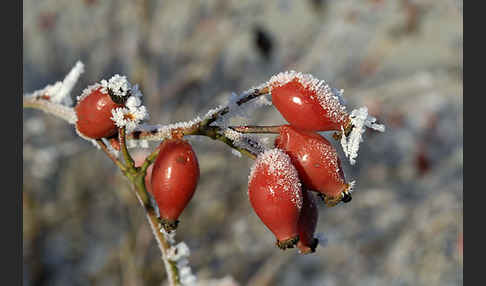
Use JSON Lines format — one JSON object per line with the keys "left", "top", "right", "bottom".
{"left": 275, "top": 125, "right": 354, "bottom": 207}
{"left": 150, "top": 139, "right": 200, "bottom": 232}
{"left": 75, "top": 75, "right": 147, "bottom": 139}
{"left": 267, "top": 71, "right": 350, "bottom": 132}
{"left": 297, "top": 189, "right": 319, "bottom": 254}
{"left": 248, "top": 148, "right": 303, "bottom": 250}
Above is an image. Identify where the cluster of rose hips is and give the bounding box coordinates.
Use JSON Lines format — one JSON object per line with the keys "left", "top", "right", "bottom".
{"left": 248, "top": 72, "right": 357, "bottom": 254}
{"left": 73, "top": 71, "right": 382, "bottom": 255}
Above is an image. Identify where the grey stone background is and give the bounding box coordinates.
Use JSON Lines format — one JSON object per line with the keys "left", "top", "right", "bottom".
{"left": 23, "top": 1, "right": 462, "bottom": 285}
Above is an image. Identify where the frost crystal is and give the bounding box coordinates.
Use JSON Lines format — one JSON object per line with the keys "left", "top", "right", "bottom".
{"left": 109, "top": 82, "right": 150, "bottom": 134}
{"left": 132, "top": 106, "right": 224, "bottom": 141}
{"left": 249, "top": 148, "right": 303, "bottom": 210}
{"left": 340, "top": 107, "right": 386, "bottom": 165}
{"left": 165, "top": 238, "right": 197, "bottom": 286}
{"left": 101, "top": 138, "right": 119, "bottom": 158}
{"left": 125, "top": 95, "right": 141, "bottom": 109}
{"left": 25, "top": 61, "right": 85, "bottom": 107}
{"left": 111, "top": 105, "right": 149, "bottom": 133}
{"left": 105, "top": 74, "right": 131, "bottom": 99}
{"left": 231, "top": 149, "right": 242, "bottom": 158}
{"left": 77, "top": 74, "right": 133, "bottom": 103}
{"left": 347, "top": 180, "right": 356, "bottom": 194}
{"left": 50, "top": 61, "right": 85, "bottom": 106}
{"left": 167, "top": 242, "right": 191, "bottom": 261}
{"left": 223, "top": 128, "right": 268, "bottom": 155}
{"left": 77, "top": 83, "right": 103, "bottom": 102}
{"left": 213, "top": 88, "right": 272, "bottom": 128}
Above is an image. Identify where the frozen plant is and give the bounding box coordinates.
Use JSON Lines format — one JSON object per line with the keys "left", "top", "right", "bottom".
{"left": 24, "top": 62, "right": 385, "bottom": 286}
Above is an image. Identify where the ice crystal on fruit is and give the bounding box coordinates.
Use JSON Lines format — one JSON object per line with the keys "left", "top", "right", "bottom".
{"left": 111, "top": 105, "right": 149, "bottom": 133}
{"left": 249, "top": 148, "right": 303, "bottom": 210}
{"left": 105, "top": 74, "right": 132, "bottom": 99}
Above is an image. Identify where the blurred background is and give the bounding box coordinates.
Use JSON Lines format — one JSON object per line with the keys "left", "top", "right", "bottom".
{"left": 23, "top": 1, "right": 463, "bottom": 285}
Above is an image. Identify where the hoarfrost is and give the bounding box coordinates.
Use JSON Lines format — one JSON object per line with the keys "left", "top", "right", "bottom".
{"left": 340, "top": 107, "right": 385, "bottom": 165}
{"left": 25, "top": 61, "right": 84, "bottom": 107}
{"left": 213, "top": 88, "right": 272, "bottom": 128}
{"left": 111, "top": 105, "right": 149, "bottom": 133}
{"left": 223, "top": 128, "right": 268, "bottom": 155}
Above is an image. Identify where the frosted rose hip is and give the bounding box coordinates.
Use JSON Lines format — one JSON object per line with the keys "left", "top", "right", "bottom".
{"left": 248, "top": 149, "right": 303, "bottom": 249}
{"left": 75, "top": 87, "right": 123, "bottom": 139}
{"left": 268, "top": 71, "right": 350, "bottom": 131}
{"left": 275, "top": 125, "right": 353, "bottom": 207}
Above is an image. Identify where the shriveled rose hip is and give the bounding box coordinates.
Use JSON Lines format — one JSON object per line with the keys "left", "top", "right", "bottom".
{"left": 268, "top": 71, "right": 350, "bottom": 132}
{"left": 75, "top": 87, "right": 123, "bottom": 139}
{"left": 275, "top": 125, "right": 353, "bottom": 207}
{"left": 248, "top": 149, "right": 303, "bottom": 249}
{"left": 297, "top": 189, "right": 319, "bottom": 254}
{"left": 151, "top": 139, "right": 200, "bottom": 231}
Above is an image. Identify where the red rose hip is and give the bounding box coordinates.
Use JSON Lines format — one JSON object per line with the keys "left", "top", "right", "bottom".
{"left": 297, "top": 189, "right": 319, "bottom": 254}
{"left": 75, "top": 87, "right": 123, "bottom": 139}
{"left": 268, "top": 71, "right": 350, "bottom": 131}
{"left": 275, "top": 125, "right": 353, "bottom": 207}
{"left": 151, "top": 139, "right": 200, "bottom": 231}
{"left": 248, "top": 148, "right": 303, "bottom": 249}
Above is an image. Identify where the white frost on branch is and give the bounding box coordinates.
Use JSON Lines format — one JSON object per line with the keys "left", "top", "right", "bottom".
{"left": 223, "top": 128, "right": 269, "bottom": 155}
{"left": 25, "top": 61, "right": 85, "bottom": 107}
{"left": 340, "top": 107, "right": 386, "bottom": 165}
{"left": 101, "top": 138, "right": 119, "bottom": 158}
{"left": 160, "top": 229, "right": 198, "bottom": 286}
{"left": 131, "top": 105, "right": 224, "bottom": 141}
{"left": 213, "top": 88, "right": 272, "bottom": 128}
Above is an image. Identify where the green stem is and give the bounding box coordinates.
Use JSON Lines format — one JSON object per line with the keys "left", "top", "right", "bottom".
{"left": 119, "top": 127, "right": 136, "bottom": 170}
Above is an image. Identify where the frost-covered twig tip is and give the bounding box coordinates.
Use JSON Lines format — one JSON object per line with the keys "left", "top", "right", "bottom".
{"left": 340, "top": 107, "right": 386, "bottom": 165}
